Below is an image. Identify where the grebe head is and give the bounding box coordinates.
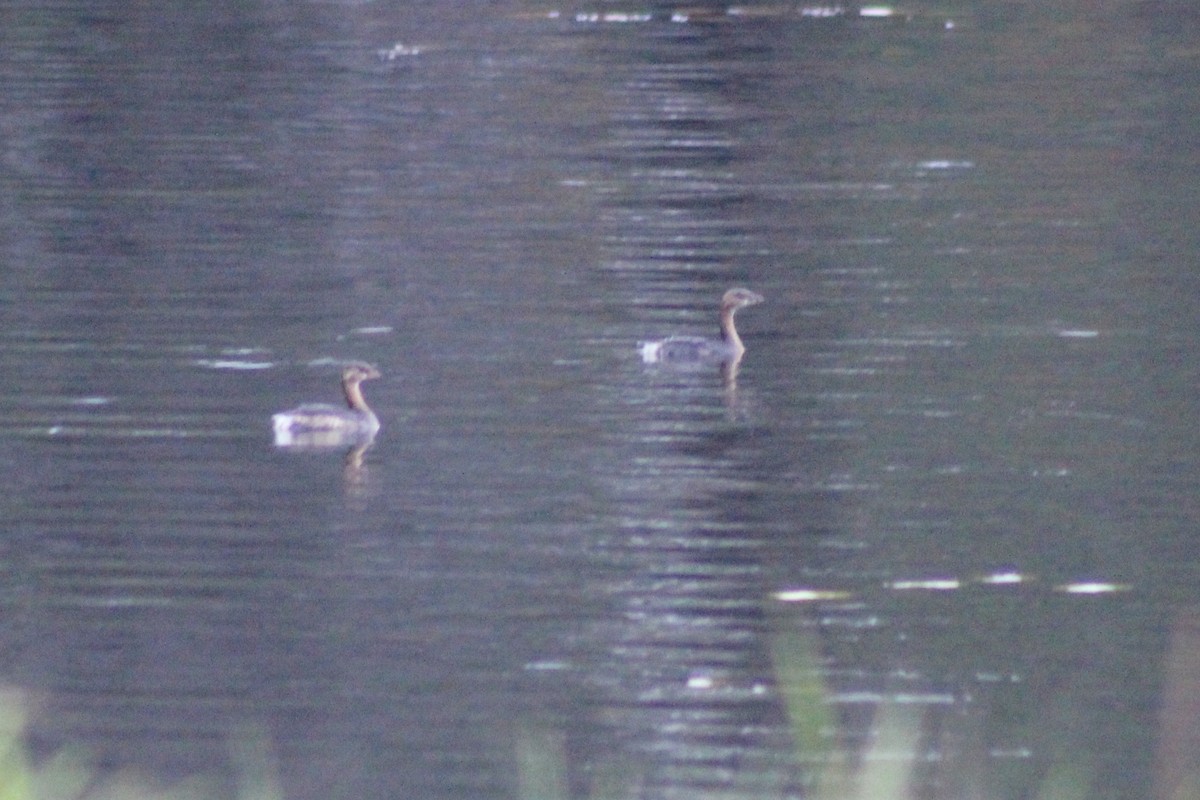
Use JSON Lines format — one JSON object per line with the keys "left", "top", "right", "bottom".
{"left": 342, "top": 362, "right": 381, "bottom": 383}
{"left": 721, "top": 287, "right": 765, "bottom": 312}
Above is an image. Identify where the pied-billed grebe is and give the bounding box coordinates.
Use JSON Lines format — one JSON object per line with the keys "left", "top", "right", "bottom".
{"left": 272, "top": 362, "right": 381, "bottom": 446}
{"left": 639, "top": 287, "right": 764, "bottom": 364}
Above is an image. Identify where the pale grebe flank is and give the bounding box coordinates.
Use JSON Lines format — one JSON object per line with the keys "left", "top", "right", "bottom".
{"left": 272, "top": 362, "right": 381, "bottom": 446}
{"left": 640, "top": 287, "right": 764, "bottom": 364}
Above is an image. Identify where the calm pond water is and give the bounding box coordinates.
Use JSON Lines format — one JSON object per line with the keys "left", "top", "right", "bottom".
{"left": 2, "top": 2, "right": 1199, "bottom": 799}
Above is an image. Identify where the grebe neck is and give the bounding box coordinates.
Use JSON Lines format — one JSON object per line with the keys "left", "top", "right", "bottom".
{"left": 719, "top": 306, "right": 745, "bottom": 357}
{"left": 343, "top": 379, "right": 372, "bottom": 413}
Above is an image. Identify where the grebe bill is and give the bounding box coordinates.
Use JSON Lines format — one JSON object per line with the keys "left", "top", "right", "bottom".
{"left": 639, "top": 287, "right": 764, "bottom": 364}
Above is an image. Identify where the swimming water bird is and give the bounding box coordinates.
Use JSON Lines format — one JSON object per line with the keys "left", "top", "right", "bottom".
{"left": 272, "top": 362, "right": 381, "bottom": 447}
{"left": 639, "top": 287, "right": 764, "bottom": 365}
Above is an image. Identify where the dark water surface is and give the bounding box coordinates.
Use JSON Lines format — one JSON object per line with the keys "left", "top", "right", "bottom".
{"left": 3, "top": 2, "right": 1199, "bottom": 799}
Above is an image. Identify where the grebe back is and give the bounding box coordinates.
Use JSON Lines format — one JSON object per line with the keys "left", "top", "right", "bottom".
{"left": 639, "top": 287, "right": 764, "bottom": 364}
{"left": 273, "top": 362, "right": 381, "bottom": 446}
